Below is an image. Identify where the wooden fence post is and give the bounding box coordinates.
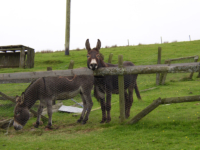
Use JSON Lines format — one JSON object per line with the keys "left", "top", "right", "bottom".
{"left": 159, "top": 60, "right": 169, "bottom": 85}
{"left": 118, "top": 55, "right": 125, "bottom": 123}
{"left": 188, "top": 56, "right": 198, "bottom": 79}
{"left": 156, "top": 47, "right": 162, "bottom": 85}
{"left": 47, "top": 67, "right": 52, "bottom": 71}
{"left": 108, "top": 53, "right": 113, "bottom": 63}
{"left": 68, "top": 60, "right": 74, "bottom": 69}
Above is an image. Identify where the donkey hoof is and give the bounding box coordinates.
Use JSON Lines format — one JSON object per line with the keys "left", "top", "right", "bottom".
{"left": 45, "top": 125, "right": 52, "bottom": 129}
{"left": 82, "top": 121, "right": 87, "bottom": 125}
{"left": 106, "top": 119, "right": 111, "bottom": 123}
{"left": 77, "top": 119, "right": 82, "bottom": 123}
{"left": 33, "top": 122, "right": 39, "bottom": 128}
{"left": 100, "top": 120, "right": 106, "bottom": 124}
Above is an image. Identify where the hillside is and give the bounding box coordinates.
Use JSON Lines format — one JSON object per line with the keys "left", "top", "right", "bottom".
{"left": 0, "top": 40, "right": 200, "bottom": 149}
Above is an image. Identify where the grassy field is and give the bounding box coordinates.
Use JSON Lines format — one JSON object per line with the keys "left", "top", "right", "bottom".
{"left": 1, "top": 40, "right": 200, "bottom": 149}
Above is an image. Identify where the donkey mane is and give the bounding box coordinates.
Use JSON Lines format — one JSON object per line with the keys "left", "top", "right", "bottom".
{"left": 23, "top": 78, "right": 43, "bottom": 94}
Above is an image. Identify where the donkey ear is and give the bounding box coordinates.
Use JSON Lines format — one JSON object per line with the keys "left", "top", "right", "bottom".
{"left": 96, "top": 39, "right": 101, "bottom": 50}
{"left": 16, "top": 95, "right": 21, "bottom": 103}
{"left": 16, "top": 92, "right": 25, "bottom": 105}
{"left": 16, "top": 95, "right": 19, "bottom": 102}
{"left": 85, "top": 39, "right": 91, "bottom": 52}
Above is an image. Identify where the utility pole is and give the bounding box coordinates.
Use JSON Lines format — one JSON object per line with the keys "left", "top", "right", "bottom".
{"left": 65, "top": 0, "right": 71, "bottom": 55}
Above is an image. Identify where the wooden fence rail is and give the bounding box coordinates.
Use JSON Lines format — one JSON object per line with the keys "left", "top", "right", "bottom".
{"left": 159, "top": 55, "right": 199, "bottom": 84}
{"left": 0, "top": 62, "right": 200, "bottom": 82}
{"left": 1, "top": 58, "right": 200, "bottom": 124}
{"left": 129, "top": 95, "right": 200, "bottom": 124}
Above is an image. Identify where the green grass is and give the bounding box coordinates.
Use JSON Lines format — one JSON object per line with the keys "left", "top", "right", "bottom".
{"left": 1, "top": 40, "right": 200, "bottom": 149}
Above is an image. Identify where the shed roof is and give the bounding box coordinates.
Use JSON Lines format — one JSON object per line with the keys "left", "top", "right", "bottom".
{"left": 0, "top": 45, "right": 34, "bottom": 52}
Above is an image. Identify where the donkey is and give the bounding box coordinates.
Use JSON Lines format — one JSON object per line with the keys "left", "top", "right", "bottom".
{"left": 13, "top": 75, "right": 94, "bottom": 130}
{"left": 86, "top": 39, "right": 141, "bottom": 123}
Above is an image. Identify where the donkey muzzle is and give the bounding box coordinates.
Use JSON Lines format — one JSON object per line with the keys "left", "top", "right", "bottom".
{"left": 13, "top": 121, "right": 23, "bottom": 130}
{"left": 90, "top": 64, "right": 97, "bottom": 70}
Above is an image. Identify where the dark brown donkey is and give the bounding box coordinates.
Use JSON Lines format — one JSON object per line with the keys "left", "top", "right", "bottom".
{"left": 13, "top": 75, "right": 94, "bottom": 130}
{"left": 86, "top": 39, "right": 141, "bottom": 123}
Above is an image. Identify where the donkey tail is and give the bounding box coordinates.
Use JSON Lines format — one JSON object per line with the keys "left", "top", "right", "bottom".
{"left": 135, "top": 82, "right": 142, "bottom": 101}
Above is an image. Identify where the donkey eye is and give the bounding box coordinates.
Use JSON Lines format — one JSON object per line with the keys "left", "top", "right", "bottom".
{"left": 97, "top": 55, "right": 100, "bottom": 58}
{"left": 16, "top": 112, "right": 20, "bottom": 115}
{"left": 87, "top": 55, "right": 90, "bottom": 58}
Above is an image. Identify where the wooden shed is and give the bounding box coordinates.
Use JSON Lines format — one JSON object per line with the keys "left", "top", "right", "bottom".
{"left": 0, "top": 45, "right": 34, "bottom": 68}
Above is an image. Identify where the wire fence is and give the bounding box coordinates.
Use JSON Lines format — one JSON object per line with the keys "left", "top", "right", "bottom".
{"left": 0, "top": 71, "right": 142, "bottom": 131}
{"left": 0, "top": 57, "right": 200, "bottom": 131}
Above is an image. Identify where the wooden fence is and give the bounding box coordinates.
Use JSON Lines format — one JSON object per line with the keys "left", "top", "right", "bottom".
{"left": 1, "top": 55, "right": 200, "bottom": 123}
{"left": 159, "top": 55, "right": 199, "bottom": 85}
{"left": 129, "top": 95, "right": 200, "bottom": 124}
{"left": 1, "top": 62, "right": 199, "bottom": 82}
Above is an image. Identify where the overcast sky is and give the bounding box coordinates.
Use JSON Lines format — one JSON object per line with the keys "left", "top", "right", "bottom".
{"left": 0, "top": 0, "right": 200, "bottom": 52}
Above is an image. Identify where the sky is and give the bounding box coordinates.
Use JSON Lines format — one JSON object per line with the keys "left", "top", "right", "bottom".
{"left": 0, "top": 0, "right": 200, "bottom": 52}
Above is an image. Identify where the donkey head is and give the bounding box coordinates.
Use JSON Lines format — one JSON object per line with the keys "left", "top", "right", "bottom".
{"left": 85, "top": 39, "right": 103, "bottom": 70}
{"left": 13, "top": 92, "right": 30, "bottom": 130}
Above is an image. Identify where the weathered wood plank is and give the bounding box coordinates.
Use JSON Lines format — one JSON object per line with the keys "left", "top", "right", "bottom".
{"left": 108, "top": 53, "right": 113, "bottom": 63}
{"left": 165, "top": 55, "right": 198, "bottom": 62}
{"left": 118, "top": 55, "right": 125, "bottom": 123}
{"left": 161, "top": 95, "right": 200, "bottom": 104}
{"left": 188, "top": 57, "right": 199, "bottom": 79}
{"left": 160, "top": 56, "right": 199, "bottom": 84}
{"left": 94, "top": 62, "right": 200, "bottom": 76}
{"left": 129, "top": 98, "right": 162, "bottom": 124}
{"left": 0, "top": 119, "right": 14, "bottom": 129}
{"left": 129, "top": 95, "right": 200, "bottom": 124}
{"left": 26, "top": 49, "right": 32, "bottom": 68}
{"left": 0, "top": 63, "right": 200, "bottom": 81}
{"left": 68, "top": 60, "right": 74, "bottom": 69}
{"left": 0, "top": 79, "right": 33, "bottom": 84}
{"left": 0, "top": 96, "right": 15, "bottom": 100}
{"left": 19, "top": 47, "right": 25, "bottom": 68}
{"left": 156, "top": 47, "right": 161, "bottom": 85}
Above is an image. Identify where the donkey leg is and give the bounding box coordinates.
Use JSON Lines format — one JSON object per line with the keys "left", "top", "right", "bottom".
{"left": 77, "top": 94, "right": 87, "bottom": 123}
{"left": 82, "top": 94, "right": 93, "bottom": 124}
{"left": 35, "top": 102, "right": 45, "bottom": 128}
{"left": 46, "top": 100, "right": 53, "bottom": 128}
{"left": 100, "top": 97, "right": 107, "bottom": 123}
{"left": 126, "top": 85, "right": 134, "bottom": 119}
{"left": 124, "top": 90, "right": 129, "bottom": 119}
{"left": 106, "top": 92, "right": 112, "bottom": 123}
